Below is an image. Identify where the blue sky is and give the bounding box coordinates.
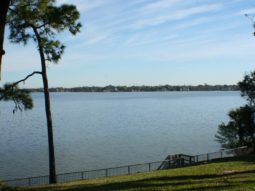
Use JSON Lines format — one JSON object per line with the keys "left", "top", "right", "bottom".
{"left": 1, "top": 0, "right": 255, "bottom": 88}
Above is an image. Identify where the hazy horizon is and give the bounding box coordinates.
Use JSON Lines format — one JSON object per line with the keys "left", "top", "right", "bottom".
{"left": 24, "top": 83, "right": 238, "bottom": 89}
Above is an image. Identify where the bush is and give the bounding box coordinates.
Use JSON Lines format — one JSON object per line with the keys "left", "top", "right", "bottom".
{"left": 216, "top": 71, "right": 255, "bottom": 150}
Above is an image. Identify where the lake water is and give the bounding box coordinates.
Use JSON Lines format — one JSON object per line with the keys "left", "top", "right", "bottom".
{"left": 0, "top": 91, "right": 245, "bottom": 180}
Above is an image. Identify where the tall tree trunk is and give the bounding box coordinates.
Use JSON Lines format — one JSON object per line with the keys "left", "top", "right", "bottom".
{"left": 33, "top": 27, "right": 57, "bottom": 184}
{"left": 0, "top": 0, "right": 10, "bottom": 80}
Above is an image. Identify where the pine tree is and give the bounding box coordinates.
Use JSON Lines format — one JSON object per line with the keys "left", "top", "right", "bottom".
{"left": 7, "top": 0, "right": 81, "bottom": 183}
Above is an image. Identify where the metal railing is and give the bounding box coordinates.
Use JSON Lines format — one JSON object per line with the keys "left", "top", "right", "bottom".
{"left": 3, "top": 146, "right": 248, "bottom": 187}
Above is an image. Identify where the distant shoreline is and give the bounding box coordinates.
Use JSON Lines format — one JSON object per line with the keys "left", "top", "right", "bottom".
{"left": 25, "top": 84, "right": 239, "bottom": 93}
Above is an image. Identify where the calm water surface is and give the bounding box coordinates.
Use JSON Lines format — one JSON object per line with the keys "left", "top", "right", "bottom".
{"left": 0, "top": 91, "right": 245, "bottom": 179}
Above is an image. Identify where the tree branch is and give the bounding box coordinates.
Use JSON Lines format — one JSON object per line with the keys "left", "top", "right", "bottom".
{"left": 12, "top": 71, "right": 42, "bottom": 87}
{"left": 37, "top": 22, "right": 49, "bottom": 29}
{"left": 0, "top": 71, "right": 42, "bottom": 100}
{"left": 8, "top": 7, "right": 18, "bottom": 15}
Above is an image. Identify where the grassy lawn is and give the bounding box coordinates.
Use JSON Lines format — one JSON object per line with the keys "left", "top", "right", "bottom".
{"left": 17, "top": 155, "right": 255, "bottom": 191}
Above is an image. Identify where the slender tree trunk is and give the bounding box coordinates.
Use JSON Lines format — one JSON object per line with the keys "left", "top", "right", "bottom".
{"left": 33, "top": 27, "right": 57, "bottom": 184}
{"left": 0, "top": 0, "right": 10, "bottom": 80}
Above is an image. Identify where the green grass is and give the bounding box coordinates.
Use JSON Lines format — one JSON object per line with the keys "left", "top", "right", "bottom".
{"left": 20, "top": 155, "right": 255, "bottom": 191}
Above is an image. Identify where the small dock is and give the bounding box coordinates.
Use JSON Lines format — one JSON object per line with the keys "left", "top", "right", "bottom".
{"left": 157, "top": 154, "right": 196, "bottom": 170}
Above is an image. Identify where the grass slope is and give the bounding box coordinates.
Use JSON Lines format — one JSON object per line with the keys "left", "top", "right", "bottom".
{"left": 22, "top": 155, "right": 255, "bottom": 191}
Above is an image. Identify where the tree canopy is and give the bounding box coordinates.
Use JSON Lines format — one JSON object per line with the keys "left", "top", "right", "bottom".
{"left": 8, "top": 0, "right": 81, "bottom": 63}
{"left": 216, "top": 105, "right": 255, "bottom": 149}
{"left": 238, "top": 71, "right": 255, "bottom": 106}
{"left": 216, "top": 71, "right": 255, "bottom": 150}
{"left": 0, "top": 84, "right": 33, "bottom": 113}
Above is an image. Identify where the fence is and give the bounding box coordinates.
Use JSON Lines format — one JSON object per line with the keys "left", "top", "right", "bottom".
{"left": 3, "top": 146, "right": 248, "bottom": 187}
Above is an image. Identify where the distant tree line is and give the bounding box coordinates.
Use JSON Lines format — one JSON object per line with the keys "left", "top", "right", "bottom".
{"left": 25, "top": 84, "right": 239, "bottom": 93}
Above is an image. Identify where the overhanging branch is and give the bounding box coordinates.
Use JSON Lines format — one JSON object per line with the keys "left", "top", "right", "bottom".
{"left": 0, "top": 71, "right": 42, "bottom": 100}
{"left": 12, "top": 71, "right": 42, "bottom": 86}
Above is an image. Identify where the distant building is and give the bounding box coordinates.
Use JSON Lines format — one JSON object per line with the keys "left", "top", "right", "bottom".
{"left": 180, "top": 87, "right": 190, "bottom": 91}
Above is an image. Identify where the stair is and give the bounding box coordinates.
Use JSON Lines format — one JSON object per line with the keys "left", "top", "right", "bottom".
{"left": 158, "top": 154, "right": 195, "bottom": 170}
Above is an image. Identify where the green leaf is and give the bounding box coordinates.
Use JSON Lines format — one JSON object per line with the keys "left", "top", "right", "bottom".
{"left": 0, "top": 84, "right": 33, "bottom": 113}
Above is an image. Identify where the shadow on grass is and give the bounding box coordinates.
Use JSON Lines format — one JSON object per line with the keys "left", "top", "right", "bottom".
{"left": 30, "top": 169, "right": 255, "bottom": 191}
{"left": 144, "top": 154, "right": 255, "bottom": 173}
{"left": 208, "top": 154, "right": 255, "bottom": 163}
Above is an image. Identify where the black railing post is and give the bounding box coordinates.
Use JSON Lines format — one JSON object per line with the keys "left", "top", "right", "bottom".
{"left": 128, "top": 166, "right": 130, "bottom": 174}
{"left": 149, "top": 163, "right": 151, "bottom": 172}
{"left": 181, "top": 158, "right": 184, "bottom": 166}
{"left": 28, "top": 178, "right": 31, "bottom": 186}
{"left": 105, "top": 169, "right": 108, "bottom": 177}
